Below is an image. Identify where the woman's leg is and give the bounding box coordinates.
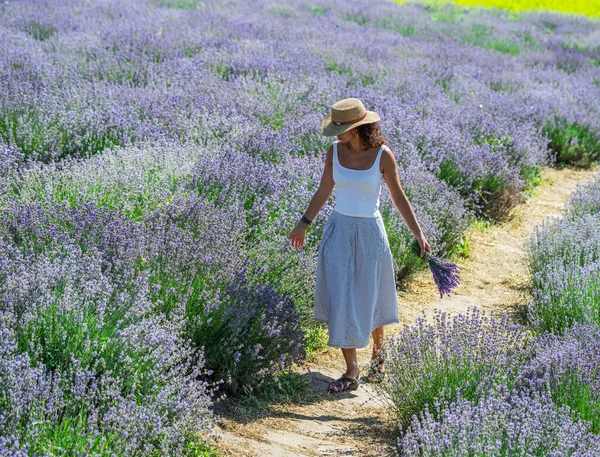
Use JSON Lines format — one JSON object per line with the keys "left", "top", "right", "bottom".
{"left": 340, "top": 348, "right": 359, "bottom": 378}
{"left": 328, "top": 347, "right": 360, "bottom": 392}
{"left": 371, "top": 326, "right": 384, "bottom": 361}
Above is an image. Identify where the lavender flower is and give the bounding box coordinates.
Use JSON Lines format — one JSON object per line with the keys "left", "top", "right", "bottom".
{"left": 425, "top": 252, "right": 462, "bottom": 299}
{"left": 395, "top": 386, "right": 600, "bottom": 456}
{"left": 411, "top": 240, "right": 462, "bottom": 298}
{"left": 378, "top": 307, "right": 529, "bottom": 428}
{"left": 0, "top": 0, "right": 599, "bottom": 454}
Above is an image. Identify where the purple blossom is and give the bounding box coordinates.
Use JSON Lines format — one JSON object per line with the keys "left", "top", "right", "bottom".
{"left": 394, "top": 386, "right": 600, "bottom": 456}
{"left": 0, "top": 0, "right": 598, "bottom": 454}
{"left": 425, "top": 252, "right": 462, "bottom": 299}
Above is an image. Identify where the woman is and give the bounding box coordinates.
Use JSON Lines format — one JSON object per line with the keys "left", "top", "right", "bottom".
{"left": 288, "top": 98, "right": 431, "bottom": 393}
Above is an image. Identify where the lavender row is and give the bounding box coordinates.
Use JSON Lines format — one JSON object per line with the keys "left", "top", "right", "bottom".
{"left": 1, "top": 0, "right": 598, "bottom": 321}
{"left": 0, "top": 197, "right": 305, "bottom": 455}
{"left": 1, "top": 0, "right": 599, "bottom": 220}
{"left": 377, "top": 308, "right": 600, "bottom": 456}
{"left": 1, "top": 0, "right": 599, "bottom": 453}
{"left": 525, "top": 172, "right": 600, "bottom": 334}
{"left": 380, "top": 173, "right": 600, "bottom": 453}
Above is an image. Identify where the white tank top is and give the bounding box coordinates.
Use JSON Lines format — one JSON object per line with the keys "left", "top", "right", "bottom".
{"left": 332, "top": 140, "right": 385, "bottom": 218}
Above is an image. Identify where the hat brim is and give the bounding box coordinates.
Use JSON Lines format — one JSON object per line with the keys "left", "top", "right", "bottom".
{"left": 321, "top": 111, "right": 380, "bottom": 137}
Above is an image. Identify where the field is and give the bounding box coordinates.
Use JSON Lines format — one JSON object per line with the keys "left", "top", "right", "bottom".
{"left": 399, "top": 0, "right": 600, "bottom": 18}
{"left": 0, "top": 0, "right": 599, "bottom": 455}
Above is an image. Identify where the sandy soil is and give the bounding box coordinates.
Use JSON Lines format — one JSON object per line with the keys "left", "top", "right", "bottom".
{"left": 205, "top": 164, "right": 600, "bottom": 457}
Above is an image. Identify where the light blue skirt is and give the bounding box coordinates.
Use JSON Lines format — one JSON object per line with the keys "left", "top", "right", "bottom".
{"left": 313, "top": 210, "right": 400, "bottom": 348}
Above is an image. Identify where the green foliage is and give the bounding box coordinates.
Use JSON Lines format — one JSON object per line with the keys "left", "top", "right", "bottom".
{"left": 259, "top": 111, "right": 286, "bottom": 131}
{"left": 214, "top": 63, "right": 266, "bottom": 83}
{"left": 215, "top": 62, "right": 231, "bottom": 80}
{"left": 386, "top": 219, "right": 429, "bottom": 289}
{"left": 397, "top": 25, "right": 417, "bottom": 36}
{"left": 326, "top": 62, "right": 353, "bottom": 76}
{"left": 296, "top": 131, "right": 328, "bottom": 159}
{"left": 344, "top": 13, "right": 368, "bottom": 25}
{"left": 31, "top": 418, "right": 122, "bottom": 457}
{"left": 271, "top": 5, "right": 297, "bottom": 18}
{"left": 517, "top": 31, "right": 537, "bottom": 50}
{"left": 24, "top": 21, "right": 56, "bottom": 41}
{"left": 543, "top": 117, "right": 600, "bottom": 167}
{"left": 461, "top": 24, "right": 520, "bottom": 55}
{"left": 561, "top": 41, "right": 587, "bottom": 53}
{"left": 488, "top": 39, "right": 520, "bottom": 55}
{"left": 253, "top": 369, "right": 311, "bottom": 404}
{"left": 520, "top": 164, "right": 543, "bottom": 198}
{"left": 550, "top": 371, "right": 600, "bottom": 434}
{"left": 437, "top": 158, "right": 511, "bottom": 221}
{"left": 426, "top": 2, "right": 467, "bottom": 23}
{"left": 186, "top": 438, "right": 222, "bottom": 457}
{"left": 541, "top": 19, "right": 558, "bottom": 33}
{"left": 373, "top": 16, "right": 417, "bottom": 36}
{"left": 302, "top": 324, "right": 329, "bottom": 356}
{"left": 469, "top": 218, "right": 492, "bottom": 231}
{"left": 149, "top": 0, "right": 205, "bottom": 9}
{"left": 93, "top": 64, "right": 151, "bottom": 87}
{"left": 446, "top": 233, "right": 470, "bottom": 259}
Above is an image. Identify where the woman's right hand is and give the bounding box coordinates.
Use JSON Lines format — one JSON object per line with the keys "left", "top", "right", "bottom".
{"left": 289, "top": 222, "right": 307, "bottom": 248}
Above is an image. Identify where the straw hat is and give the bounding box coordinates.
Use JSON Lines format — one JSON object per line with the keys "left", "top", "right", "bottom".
{"left": 321, "top": 98, "right": 380, "bottom": 137}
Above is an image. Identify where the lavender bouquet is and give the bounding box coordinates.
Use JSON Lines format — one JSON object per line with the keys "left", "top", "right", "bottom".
{"left": 411, "top": 240, "right": 462, "bottom": 298}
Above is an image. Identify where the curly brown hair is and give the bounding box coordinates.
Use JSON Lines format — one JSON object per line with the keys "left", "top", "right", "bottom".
{"left": 355, "top": 122, "right": 387, "bottom": 150}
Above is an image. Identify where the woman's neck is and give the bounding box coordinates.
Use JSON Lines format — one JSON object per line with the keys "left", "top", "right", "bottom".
{"left": 344, "top": 136, "right": 366, "bottom": 153}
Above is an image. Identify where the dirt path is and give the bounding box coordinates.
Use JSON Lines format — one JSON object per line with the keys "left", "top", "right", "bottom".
{"left": 207, "top": 164, "right": 600, "bottom": 457}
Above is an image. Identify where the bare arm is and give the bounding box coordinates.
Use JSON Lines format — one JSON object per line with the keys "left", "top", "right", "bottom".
{"left": 289, "top": 145, "right": 334, "bottom": 248}
{"left": 303, "top": 145, "right": 334, "bottom": 222}
{"left": 381, "top": 146, "right": 431, "bottom": 255}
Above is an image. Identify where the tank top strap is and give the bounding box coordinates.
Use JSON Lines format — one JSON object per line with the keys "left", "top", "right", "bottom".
{"left": 374, "top": 144, "right": 385, "bottom": 172}
{"left": 334, "top": 141, "right": 384, "bottom": 171}
{"left": 333, "top": 140, "right": 338, "bottom": 162}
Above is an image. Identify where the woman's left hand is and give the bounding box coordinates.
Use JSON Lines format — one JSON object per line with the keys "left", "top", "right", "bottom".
{"left": 417, "top": 235, "right": 432, "bottom": 257}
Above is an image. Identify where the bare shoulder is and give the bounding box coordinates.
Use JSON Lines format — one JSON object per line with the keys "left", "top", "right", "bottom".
{"left": 325, "top": 144, "right": 334, "bottom": 166}
{"left": 318, "top": 144, "right": 336, "bottom": 195}
{"left": 380, "top": 144, "right": 397, "bottom": 172}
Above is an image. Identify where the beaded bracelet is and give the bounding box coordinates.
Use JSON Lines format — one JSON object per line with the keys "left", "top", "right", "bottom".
{"left": 301, "top": 214, "right": 312, "bottom": 225}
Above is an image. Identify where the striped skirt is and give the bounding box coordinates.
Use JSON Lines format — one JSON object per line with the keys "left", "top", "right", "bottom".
{"left": 313, "top": 210, "right": 399, "bottom": 348}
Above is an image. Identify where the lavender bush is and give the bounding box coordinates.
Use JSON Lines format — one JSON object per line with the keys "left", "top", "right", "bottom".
{"left": 0, "top": 217, "right": 218, "bottom": 456}
{"left": 568, "top": 172, "right": 600, "bottom": 218}
{"left": 394, "top": 386, "right": 600, "bottom": 457}
{"left": 189, "top": 265, "right": 306, "bottom": 396}
{"left": 1, "top": 0, "right": 600, "bottom": 453}
{"left": 525, "top": 178, "right": 600, "bottom": 334}
{"left": 516, "top": 322, "right": 600, "bottom": 434}
{"left": 377, "top": 307, "right": 530, "bottom": 428}
{"left": 140, "top": 192, "right": 306, "bottom": 397}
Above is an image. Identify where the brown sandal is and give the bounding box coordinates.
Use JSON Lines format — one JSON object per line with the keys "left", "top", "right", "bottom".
{"left": 328, "top": 368, "right": 360, "bottom": 393}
